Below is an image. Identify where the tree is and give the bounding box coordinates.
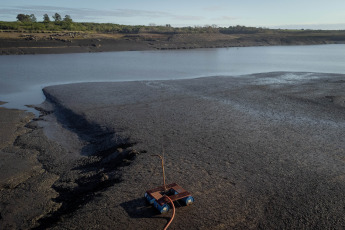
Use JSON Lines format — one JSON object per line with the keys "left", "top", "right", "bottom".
{"left": 43, "top": 14, "right": 50, "bottom": 23}
{"left": 52, "top": 13, "right": 62, "bottom": 22}
{"left": 16, "top": 14, "right": 37, "bottom": 23}
{"left": 16, "top": 14, "right": 30, "bottom": 22}
{"left": 62, "top": 15, "right": 74, "bottom": 30}
{"left": 63, "top": 15, "right": 73, "bottom": 23}
{"left": 29, "top": 14, "right": 37, "bottom": 23}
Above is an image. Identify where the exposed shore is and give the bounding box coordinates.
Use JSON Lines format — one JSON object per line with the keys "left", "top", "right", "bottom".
{"left": 1, "top": 72, "right": 345, "bottom": 229}
{"left": 1, "top": 31, "right": 345, "bottom": 55}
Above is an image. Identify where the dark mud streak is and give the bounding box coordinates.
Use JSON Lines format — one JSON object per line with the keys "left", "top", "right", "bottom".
{"left": 32, "top": 90, "right": 142, "bottom": 229}
{"left": 33, "top": 157, "right": 133, "bottom": 230}
{"left": 42, "top": 88, "right": 124, "bottom": 156}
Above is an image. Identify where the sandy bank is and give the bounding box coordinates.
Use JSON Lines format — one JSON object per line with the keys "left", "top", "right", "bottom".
{"left": 1, "top": 72, "right": 345, "bottom": 229}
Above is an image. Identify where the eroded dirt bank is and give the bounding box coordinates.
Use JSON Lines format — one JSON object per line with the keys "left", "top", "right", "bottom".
{"left": 1, "top": 31, "right": 345, "bottom": 55}
{"left": 0, "top": 103, "right": 141, "bottom": 229}
{"left": 1, "top": 72, "right": 345, "bottom": 229}
{"left": 0, "top": 106, "right": 60, "bottom": 229}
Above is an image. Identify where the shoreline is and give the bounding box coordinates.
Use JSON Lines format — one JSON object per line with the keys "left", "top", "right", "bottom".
{"left": 1, "top": 72, "right": 345, "bottom": 228}
{"left": 1, "top": 31, "right": 345, "bottom": 55}
{"left": 0, "top": 103, "right": 139, "bottom": 229}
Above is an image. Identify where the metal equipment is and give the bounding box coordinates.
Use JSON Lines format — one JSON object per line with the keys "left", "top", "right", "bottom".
{"left": 145, "top": 154, "right": 194, "bottom": 213}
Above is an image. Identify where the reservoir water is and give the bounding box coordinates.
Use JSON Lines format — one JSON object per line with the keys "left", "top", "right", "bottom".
{"left": 1, "top": 44, "right": 345, "bottom": 114}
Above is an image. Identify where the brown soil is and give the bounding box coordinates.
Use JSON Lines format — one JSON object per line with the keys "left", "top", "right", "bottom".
{"left": 1, "top": 31, "right": 345, "bottom": 55}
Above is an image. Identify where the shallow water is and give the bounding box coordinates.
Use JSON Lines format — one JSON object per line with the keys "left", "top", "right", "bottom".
{"left": 0, "top": 44, "right": 345, "bottom": 114}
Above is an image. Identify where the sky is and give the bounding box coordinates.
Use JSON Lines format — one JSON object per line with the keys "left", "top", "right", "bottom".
{"left": 1, "top": 0, "right": 345, "bottom": 29}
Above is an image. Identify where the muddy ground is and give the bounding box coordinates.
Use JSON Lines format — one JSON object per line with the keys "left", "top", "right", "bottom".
{"left": 1, "top": 31, "right": 345, "bottom": 55}
{"left": 0, "top": 72, "right": 345, "bottom": 229}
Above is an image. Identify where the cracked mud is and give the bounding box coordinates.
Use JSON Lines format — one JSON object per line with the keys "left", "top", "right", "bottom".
{"left": 1, "top": 72, "right": 345, "bottom": 229}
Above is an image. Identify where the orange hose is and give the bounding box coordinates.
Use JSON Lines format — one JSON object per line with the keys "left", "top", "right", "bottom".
{"left": 151, "top": 154, "right": 167, "bottom": 191}
{"left": 164, "top": 196, "right": 175, "bottom": 230}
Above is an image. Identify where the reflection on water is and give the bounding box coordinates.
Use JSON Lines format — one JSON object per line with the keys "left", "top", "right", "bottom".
{"left": 0, "top": 44, "right": 345, "bottom": 114}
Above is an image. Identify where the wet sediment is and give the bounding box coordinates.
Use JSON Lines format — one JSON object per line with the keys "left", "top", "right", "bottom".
{"left": 0, "top": 96, "right": 141, "bottom": 229}
{"left": 1, "top": 72, "right": 345, "bottom": 229}
{"left": 2, "top": 32, "right": 345, "bottom": 55}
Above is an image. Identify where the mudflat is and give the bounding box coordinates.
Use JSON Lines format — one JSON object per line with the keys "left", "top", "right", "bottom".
{"left": 2, "top": 31, "right": 345, "bottom": 55}
{"left": 0, "top": 106, "right": 61, "bottom": 230}
{"left": 1, "top": 72, "right": 345, "bottom": 229}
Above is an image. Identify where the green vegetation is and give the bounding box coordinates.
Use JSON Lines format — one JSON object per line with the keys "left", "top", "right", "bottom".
{"left": 1, "top": 13, "right": 344, "bottom": 35}
{"left": 0, "top": 19, "right": 275, "bottom": 34}
{"left": 52, "top": 13, "right": 62, "bottom": 23}
{"left": 16, "top": 14, "right": 37, "bottom": 23}
{"left": 43, "top": 14, "right": 50, "bottom": 23}
{"left": 0, "top": 13, "right": 275, "bottom": 34}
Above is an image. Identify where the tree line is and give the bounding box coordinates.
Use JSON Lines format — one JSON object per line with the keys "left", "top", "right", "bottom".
{"left": 0, "top": 13, "right": 76, "bottom": 31}
{"left": 0, "top": 13, "right": 273, "bottom": 34}
{"left": 16, "top": 13, "right": 72, "bottom": 24}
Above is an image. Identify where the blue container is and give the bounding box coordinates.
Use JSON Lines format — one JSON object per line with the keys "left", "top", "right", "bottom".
{"left": 144, "top": 192, "right": 155, "bottom": 204}
{"left": 153, "top": 200, "right": 170, "bottom": 213}
{"left": 182, "top": 196, "right": 194, "bottom": 206}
